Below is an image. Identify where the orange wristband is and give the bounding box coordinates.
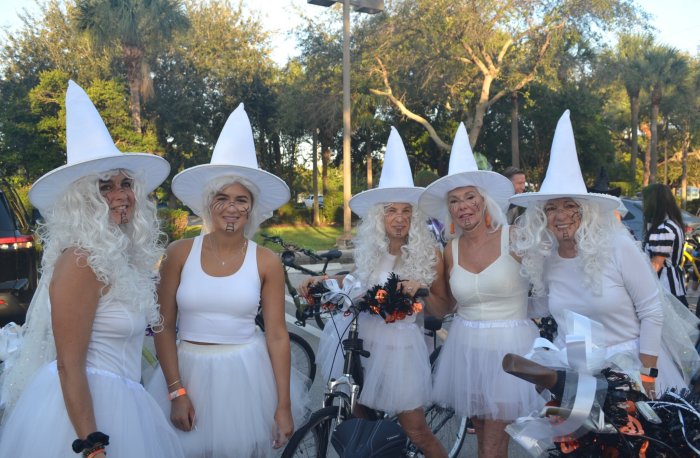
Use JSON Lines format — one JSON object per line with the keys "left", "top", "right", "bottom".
{"left": 640, "top": 374, "right": 656, "bottom": 384}
{"left": 168, "top": 387, "right": 187, "bottom": 401}
{"left": 86, "top": 448, "right": 105, "bottom": 458}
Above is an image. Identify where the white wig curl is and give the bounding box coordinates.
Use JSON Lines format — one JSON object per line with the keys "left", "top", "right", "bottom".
{"left": 353, "top": 203, "right": 438, "bottom": 287}
{"left": 200, "top": 175, "right": 264, "bottom": 239}
{"left": 38, "top": 169, "right": 164, "bottom": 326}
{"left": 443, "top": 186, "right": 506, "bottom": 241}
{"left": 512, "top": 198, "right": 627, "bottom": 296}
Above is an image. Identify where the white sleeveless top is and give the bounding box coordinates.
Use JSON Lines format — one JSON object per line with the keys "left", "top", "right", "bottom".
{"left": 176, "top": 235, "right": 261, "bottom": 344}
{"left": 449, "top": 226, "right": 529, "bottom": 321}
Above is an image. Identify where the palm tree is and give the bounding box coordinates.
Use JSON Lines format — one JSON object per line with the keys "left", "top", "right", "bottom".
{"left": 613, "top": 33, "right": 653, "bottom": 181}
{"left": 645, "top": 45, "right": 688, "bottom": 184}
{"left": 74, "top": 0, "right": 189, "bottom": 133}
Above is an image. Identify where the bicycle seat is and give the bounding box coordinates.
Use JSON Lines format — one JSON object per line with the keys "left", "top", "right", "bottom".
{"left": 319, "top": 249, "right": 342, "bottom": 260}
{"left": 331, "top": 418, "right": 406, "bottom": 458}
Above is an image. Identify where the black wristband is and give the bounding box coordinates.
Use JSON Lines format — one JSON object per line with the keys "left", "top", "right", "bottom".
{"left": 72, "top": 431, "right": 110, "bottom": 454}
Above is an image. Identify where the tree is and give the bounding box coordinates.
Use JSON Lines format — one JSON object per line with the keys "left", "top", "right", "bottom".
{"left": 358, "top": 0, "right": 640, "bottom": 153}
{"left": 603, "top": 33, "right": 654, "bottom": 181}
{"left": 645, "top": 45, "right": 688, "bottom": 183}
{"left": 74, "top": 0, "right": 189, "bottom": 133}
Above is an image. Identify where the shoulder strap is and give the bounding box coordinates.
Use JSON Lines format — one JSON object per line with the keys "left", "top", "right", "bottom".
{"left": 450, "top": 237, "right": 459, "bottom": 265}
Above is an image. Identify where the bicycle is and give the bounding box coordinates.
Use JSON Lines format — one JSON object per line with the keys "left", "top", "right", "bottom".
{"left": 260, "top": 233, "right": 344, "bottom": 330}
{"left": 681, "top": 230, "right": 700, "bottom": 291}
{"left": 281, "top": 285, "right": 468, "bottom": 458}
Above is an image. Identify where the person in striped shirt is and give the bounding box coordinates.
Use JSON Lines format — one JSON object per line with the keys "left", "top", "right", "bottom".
{"left": 642, "top": 184, "right": 688, "bottom": 306}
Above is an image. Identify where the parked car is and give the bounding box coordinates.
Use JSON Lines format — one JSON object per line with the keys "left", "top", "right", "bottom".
{"left": 0, "top": 180, "right": 39, "bottom": 326}
{"left": 303, "top": 194, "right": 324, "bottom": 209}
{"left": 620, "top": 198, "right": 700, "bottom": 241}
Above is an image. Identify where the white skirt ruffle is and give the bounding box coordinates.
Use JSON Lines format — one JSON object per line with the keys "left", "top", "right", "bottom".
{"left": 0, "top": 361, "right": 184, "bottom": 457}
{"left": 148, "top": 332, "right": 310, "bottom": 458}
{"left": 432, "top": 317, "right": 543, "bottom": 421}
{"left": 318, "top": 312, "right": 431, "bottom": 414}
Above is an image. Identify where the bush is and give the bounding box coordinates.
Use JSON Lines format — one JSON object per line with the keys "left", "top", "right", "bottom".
{"left": 264, "top": 202, "right": 306, "bottom": 226}
{"left": 158, "top": 208, "right": 189, "bottom": 242}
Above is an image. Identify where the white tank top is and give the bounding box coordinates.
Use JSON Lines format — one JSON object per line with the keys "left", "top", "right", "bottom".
{"left": 176, "top": 235, "right": 261, "bottom": 344}
{"left": 449, "top": 226, "right": 529, "bottom": 321}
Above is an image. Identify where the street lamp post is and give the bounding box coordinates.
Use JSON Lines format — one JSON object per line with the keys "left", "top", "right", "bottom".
{"left": 307, "top": 0, "right": 384, "bottom": 248}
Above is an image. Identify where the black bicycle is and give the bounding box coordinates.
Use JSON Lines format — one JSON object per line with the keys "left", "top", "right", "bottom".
{"left": 260, "top": 233, "right": 344, "bottom": 330}
{"left": 281, "top": 288, "right": 467, "bottom": 458}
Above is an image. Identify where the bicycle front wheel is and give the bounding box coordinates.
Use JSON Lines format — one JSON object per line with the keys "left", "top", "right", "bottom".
{"left": 424, "top": 404, "right": 468, "bottom": 458}
{"left": 282, "top": 406, "right": 347, "bottom": 458}
{"left": 290, "top": 331, "right": 316, "bottom": 385}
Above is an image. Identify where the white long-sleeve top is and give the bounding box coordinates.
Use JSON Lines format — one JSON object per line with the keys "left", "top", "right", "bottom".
{"left": 544, "top": 232, "right": 664, "bottom": 357}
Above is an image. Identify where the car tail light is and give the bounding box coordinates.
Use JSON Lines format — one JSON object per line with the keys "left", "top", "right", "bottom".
{"left": 0, "top": 235, "right": 34, "bottom": 250}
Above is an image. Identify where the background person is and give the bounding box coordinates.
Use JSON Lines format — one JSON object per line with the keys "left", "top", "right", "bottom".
{"left": 419, "top": 124, "right": 542, "bottom": 458}
{"left": 642, "top": 183, "right": 688, "bottom": 307}
{"left": 0, "top": 81, "right": 183, "bottom": 458}
{"left": 148, "top": 104, "right": 308, "bottom": 457}
{"left": 504, "top": 166, "right": 527, "bottom": 224}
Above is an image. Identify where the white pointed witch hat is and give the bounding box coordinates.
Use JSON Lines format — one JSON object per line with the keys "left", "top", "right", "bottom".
{"left": 418, "top": 122, "right": 514, "bottom": 220}
{"left": 510, "top": 110, "right": 619, "bottom": 210}
{"left": 349, "top": 127, "right": 423, "bottom": 217}
{"left": 171, "top": 103, "right": 290, "bottom": 218}
{"left": 28, "top": 80, "right": 170, "bottom": 214}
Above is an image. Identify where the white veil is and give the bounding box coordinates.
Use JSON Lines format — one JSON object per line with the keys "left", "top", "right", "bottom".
{"left": 0, "top": 275, "right": 55, "bottom": 423}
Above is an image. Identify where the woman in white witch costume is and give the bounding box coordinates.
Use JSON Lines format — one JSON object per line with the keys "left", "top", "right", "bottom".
{"left": 512, "top": 110, "right": 700, "bottom": 395}
{"left": 148, "top": 104, "right": 308, "bottom": 457}
{"left": 0, "top": 81, "right": 184, "bottom": 457}
{"left": 418, "top": 123, "right": 543, "bottom": 458}
{"left": 300, "top": 127, "right": 449, "bottom": 457}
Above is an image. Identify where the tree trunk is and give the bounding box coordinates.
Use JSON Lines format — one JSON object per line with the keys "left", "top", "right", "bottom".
{"left": 510, "top": 92, "right": 519, "bottom": 167}
{"left": 123, "top": 44, "right": 144, "bottom": 134}
{"left": 641, "top": 123, "right": 651, "bottom": 186}
{"left": 681, "top": 129, "right": 690, "bottom": 209}
{"left": 629, "top": 93, "right": 640, "bottom": 181}
{"left": 469, "top": 73, "right": 495, "bottom": 147}
{"left": 312, "top": 130, "right": 320, "bottom": 226}
{"left": 650, "top": 87, "right": 661, "bottom": 184}
{"left": 321, "top": 142, "right": 331, "bottom": 196}
{"left": 366, "top": 140, "right": 373, "bottom": 189}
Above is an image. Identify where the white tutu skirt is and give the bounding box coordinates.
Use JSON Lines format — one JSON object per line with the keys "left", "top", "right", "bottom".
{"left": 148, "top": 332, "right": 310, "bottom": 458}
{"left": 432, "top": 317, "right": 544, "bottom": 421}
{"left": 0, "top": 361, "right": 184, "bottom": 457}
{"left": 318, "top": 312, "right": 431, "bottom": 414}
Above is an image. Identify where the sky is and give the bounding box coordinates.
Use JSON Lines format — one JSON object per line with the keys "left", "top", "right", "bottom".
{"left": 0, "top": 0, "right": 698, "bottom": 64}
{"left": 0, "top": 0, "right": 700, "bottom": 64}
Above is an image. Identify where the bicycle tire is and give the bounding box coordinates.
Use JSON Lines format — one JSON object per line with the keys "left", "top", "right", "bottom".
{"left": 282, "top": 406, "right": 347, "bottom": 458}
{"left": 425, "top": 345, "right": 468, "bottom": 458}
{"left": 289, "top": 331, "right": 316, "bottom": 385}
{"left": 423, "top": 404, "right": 468, "bottom": 458}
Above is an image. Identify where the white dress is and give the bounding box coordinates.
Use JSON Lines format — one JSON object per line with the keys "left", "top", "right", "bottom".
{"left": 147, "top": 237, "right": 309, "bottom": 458}
{"left": 544, "top": 232, "right": 685, "bottom": 392}
{"left": 432, "top": 227, "right": 543, "bottom": 420}
{"left": 317, "top": 252, "right": 432, "bottom": 414}
{"left": 0, "top": 294, "right": 185, "bottom": 457}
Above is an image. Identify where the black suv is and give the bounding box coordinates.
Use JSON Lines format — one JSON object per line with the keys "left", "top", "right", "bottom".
{"left": 0, "top": 180, "right": 39, "bottom": 325}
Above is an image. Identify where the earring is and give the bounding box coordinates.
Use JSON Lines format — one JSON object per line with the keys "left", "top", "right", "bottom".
{"left": 450, "top": 223, "right": 455, "bottom": 234}
{"left": 485, "top": 213, "right": 492, "bottom": 227}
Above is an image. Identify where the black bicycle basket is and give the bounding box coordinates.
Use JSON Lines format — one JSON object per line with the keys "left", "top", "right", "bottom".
{"left": 331, "top": 418, "right": 406, "bottom": 458}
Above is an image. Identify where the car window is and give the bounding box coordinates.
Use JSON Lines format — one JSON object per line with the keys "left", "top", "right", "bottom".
{"left": 0, "top": 193, "right": 19, "bottom": 232}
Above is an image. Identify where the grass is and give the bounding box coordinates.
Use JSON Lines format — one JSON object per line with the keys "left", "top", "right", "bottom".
{"left": 182, "top": 223, "right": 352, "bottom": 252}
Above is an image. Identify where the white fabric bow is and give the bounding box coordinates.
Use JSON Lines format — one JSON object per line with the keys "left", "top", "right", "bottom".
{"left": 319, "top": 274, "right": 364, "bottom": 311}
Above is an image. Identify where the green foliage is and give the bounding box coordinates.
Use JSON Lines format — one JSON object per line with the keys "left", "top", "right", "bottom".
{"left": 158, "top": 207, "right": 189, "bottom": 241}
{"left": 255, "top": 224, "right": 352, "bottom": 252}
{"left": 414, "top": 169, "right": 439, "bottom": 187}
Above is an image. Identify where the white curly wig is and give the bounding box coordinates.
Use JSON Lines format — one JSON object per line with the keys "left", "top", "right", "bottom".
{"left": 512, "top": 198, "right": 629, "bottom": 296}
{"left": 443, "top": 186, "right": 506, "bottom": 241}
{"left": 353, "top": 203, "right": 438, "bottom": 288}
{"left": 38, "top": 169, "right": 165, "bottom": 326}
{"left": 199, "top": 175, "right": 264, "bottom": 239}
